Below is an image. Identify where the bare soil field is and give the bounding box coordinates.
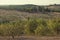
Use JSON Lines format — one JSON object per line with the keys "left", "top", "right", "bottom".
{"left": 0, "top": 36, "right": 60, "bottom": 40}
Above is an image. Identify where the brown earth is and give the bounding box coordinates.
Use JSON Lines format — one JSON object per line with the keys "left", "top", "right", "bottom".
{"left": 0, "top": 36, "right": 60, "bottom": 40}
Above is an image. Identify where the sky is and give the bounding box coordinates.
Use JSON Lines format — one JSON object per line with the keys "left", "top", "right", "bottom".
{"left": 0, "top": 0, "right": 60, "bottom": 5}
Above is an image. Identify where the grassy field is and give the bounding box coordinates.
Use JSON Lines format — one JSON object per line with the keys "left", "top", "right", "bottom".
{"left": 0, "top": 9, "right": 60, "bottom": 20}
{"left": 0, "top": 9, "right": 60, "bottom": 40}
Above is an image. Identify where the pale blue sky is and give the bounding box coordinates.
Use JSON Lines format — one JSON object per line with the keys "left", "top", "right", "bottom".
{"left": 0, "top": 0, "right": 60, "bottom": 5}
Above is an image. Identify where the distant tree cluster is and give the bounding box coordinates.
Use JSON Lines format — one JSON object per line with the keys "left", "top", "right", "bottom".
{"left": 0, "top": 5, "right": 51, "bottom": 13}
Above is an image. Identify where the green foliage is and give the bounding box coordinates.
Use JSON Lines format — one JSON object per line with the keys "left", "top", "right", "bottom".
{"left": 0, "top": 4, "right": 51, "bottom": 13}
{"left": 25, "top": 19, "right": 38, "bottom": 35}
{"left": 0, "top": 18, "right": 60, "bottom": 36}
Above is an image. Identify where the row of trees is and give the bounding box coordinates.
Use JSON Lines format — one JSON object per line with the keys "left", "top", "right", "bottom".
{"left": 0, "top": 5, "right": 51, "bottom": 13}
{"left": 0, "top": 18, "right": 60, "bottom": 38}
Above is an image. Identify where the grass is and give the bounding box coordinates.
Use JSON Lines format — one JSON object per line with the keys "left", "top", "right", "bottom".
{"left": 0, "top": 9, "right": 60, "bottom": 40}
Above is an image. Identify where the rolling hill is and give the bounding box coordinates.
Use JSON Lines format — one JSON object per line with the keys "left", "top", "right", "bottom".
{"left": 47, "top": 4, "right": 60, "bottom": 12}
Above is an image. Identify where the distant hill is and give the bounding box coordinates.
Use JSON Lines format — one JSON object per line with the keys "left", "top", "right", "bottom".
{"left": 0, "top": 4, "right": 60, "bottom": 12}
{"left": 47, "top": 4, "right": 60, "bottom": 12}
{"left": 0, "top": 4, "right": 51, "bottom": 13}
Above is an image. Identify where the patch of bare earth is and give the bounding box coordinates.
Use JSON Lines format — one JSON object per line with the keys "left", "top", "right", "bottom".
{"left": 0, "top": 36, "right": 60, "bottom": 40}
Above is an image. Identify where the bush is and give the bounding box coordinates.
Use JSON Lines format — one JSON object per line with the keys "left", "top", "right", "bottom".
{"left": 0, "top": 18, "right": 60, "bottom": 36}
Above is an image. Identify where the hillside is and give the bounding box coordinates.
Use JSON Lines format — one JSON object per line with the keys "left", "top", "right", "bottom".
{"left": 0, "top": 9, "right": 60, "bottom": 23}
{"left": 0, "top": 4, "right": 60, "bottom": 13}
{"left": 47, "top": 4, "right": 60, "bottom": 12}
{"left": 0, "top": 9, "right": 60, "bottom": 38}
{"left": 0, "top": 4, "right": 51, "bottom": 13}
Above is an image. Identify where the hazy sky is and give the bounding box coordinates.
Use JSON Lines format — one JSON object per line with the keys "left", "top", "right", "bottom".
{"left": 0, "top": 0, "right": 60, "bottom": 5}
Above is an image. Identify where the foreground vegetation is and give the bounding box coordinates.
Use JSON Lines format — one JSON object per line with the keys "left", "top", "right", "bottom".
{"left": 0, "top": 18, "right": 60, "bottom": 37}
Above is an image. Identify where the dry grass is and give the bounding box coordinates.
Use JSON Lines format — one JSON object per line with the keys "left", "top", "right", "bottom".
{"left": 0, "top": 9, "right": 60, "bottom": 20}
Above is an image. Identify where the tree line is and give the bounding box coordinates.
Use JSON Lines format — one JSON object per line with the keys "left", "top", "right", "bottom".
{"left": 0, "top": 5, "right": 52, "bottom": 13}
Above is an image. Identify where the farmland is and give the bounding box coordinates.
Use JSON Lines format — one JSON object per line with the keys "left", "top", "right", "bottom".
{"left": 0, "top": 4, "right": 60, "bottom": 40}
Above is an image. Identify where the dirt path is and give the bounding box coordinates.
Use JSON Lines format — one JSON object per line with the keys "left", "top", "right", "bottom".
{"left": 0, "top": 36, "right": 60, "bottom": 40}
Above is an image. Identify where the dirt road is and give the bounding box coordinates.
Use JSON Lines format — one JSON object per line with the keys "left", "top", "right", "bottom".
{"left": 0, "top": 36, "right": 60, "bottom": 40}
